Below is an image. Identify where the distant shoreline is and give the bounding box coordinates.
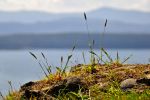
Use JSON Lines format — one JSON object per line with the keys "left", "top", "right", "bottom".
{"left": 0, "top": 33, "right": 150, "bottom": 50}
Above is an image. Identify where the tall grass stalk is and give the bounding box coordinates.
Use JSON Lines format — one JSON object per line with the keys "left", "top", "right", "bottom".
{"left": 83, "top": 12, "right": 95, "bottom": 64}
{"left": 101, "top": 19, "right": 107, "bottom": 48}
{"left": 84, "top": 12, "right": 91, "bottom": 46}
{"left": 100, "top": 19, "right": 108, "bottom": 63}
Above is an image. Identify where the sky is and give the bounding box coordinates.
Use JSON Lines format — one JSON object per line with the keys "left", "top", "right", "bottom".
{"left": 0, "top": 0, "right": 150, "bottom": 13}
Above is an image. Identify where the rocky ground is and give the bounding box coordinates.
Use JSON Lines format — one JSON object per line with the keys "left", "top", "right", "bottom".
{"left": 5, "top": 64, "right": 150, "bottom": 100}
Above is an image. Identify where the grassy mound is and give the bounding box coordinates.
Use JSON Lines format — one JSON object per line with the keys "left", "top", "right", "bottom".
{"left": 4, "top": 63, "right": 150, "bottom": 100}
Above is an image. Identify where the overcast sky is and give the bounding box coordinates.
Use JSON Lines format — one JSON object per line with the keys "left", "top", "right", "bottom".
{"left": 0, "top": 0, "right": 149, "bottom": 13}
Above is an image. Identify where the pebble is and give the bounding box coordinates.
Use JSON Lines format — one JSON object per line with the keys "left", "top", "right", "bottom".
{"left": 120, "top": 78, "right": 137, "bottom": 90}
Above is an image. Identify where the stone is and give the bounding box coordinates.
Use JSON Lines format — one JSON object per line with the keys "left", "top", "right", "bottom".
{"left": 120, "top": 78, "right": 137, "bottom": 90}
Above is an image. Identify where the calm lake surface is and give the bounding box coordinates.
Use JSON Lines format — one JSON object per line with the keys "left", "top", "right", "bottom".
{"left": 0, "top": 49, "right": 150, "bottom": 95}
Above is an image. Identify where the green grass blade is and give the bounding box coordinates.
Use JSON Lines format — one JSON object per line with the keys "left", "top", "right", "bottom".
{"left": 101, "top": 48, "right": 113, "bottom": 62}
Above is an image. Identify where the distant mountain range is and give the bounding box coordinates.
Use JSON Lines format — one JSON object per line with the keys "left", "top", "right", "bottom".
{"left": 0, "top": 7, "right": 150, "bottom": 35}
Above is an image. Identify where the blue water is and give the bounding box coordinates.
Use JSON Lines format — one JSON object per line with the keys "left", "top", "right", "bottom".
{"left": 0, "top": 49, "right": 150, "bottom": 95}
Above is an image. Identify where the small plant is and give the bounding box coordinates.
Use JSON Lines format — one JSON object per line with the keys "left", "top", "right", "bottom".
{"left": 29, "top": 45, "right": 75, "bottom": 81}
{"left": 100, "top": 19, "right": 108, "bottom": 63}
{"left": 102, "top": 48, "right": 132, "bottom": 66}
{"left": 89, "top": 48, "right": 132, "bottom": 66}
{"left": 57, "top": 45, "right": 75, "bottom": 77}
{"left": 53, "top": 55, "right": 73, "bottom": 81}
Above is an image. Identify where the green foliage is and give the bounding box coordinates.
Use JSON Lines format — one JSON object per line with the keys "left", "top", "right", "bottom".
{"left": 105, "top": 89, "right": 150, "bottom": 100}
{"left": 89, "top": 48, "right": 132, "bottom": 66}
{"left": 101, "top": 48, "right": 113, "bottom": 63}
{"left": 89, "top": 82, "right": 150, "bottom": 100}
{"left": 56, "top": 88, "right": 89, "bottom": 100}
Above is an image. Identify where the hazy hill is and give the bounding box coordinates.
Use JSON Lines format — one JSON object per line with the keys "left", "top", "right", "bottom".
{"left": 88, "top": 8, "right": 150, "bottom": 24}
{"left": 0, "top": 7, "right": 150, "bottom": 35}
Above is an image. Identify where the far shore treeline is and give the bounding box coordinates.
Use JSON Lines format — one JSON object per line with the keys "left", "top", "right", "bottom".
{"left": 0, "top": 33, "right": 150, "bottom": 49}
